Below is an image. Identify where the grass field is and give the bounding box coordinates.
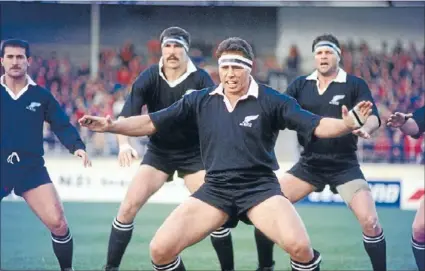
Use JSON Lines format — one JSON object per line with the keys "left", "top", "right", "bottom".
{"left": 0, "top": 202, "right": 417, "bottom": 270}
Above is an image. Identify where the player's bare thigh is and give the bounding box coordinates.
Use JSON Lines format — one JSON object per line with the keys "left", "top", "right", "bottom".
{"left": 336, "top": 179, "right": 382, "bottom": 235}
{"left": 412, "top": 198, "right": 425, "bottom": 241}
{"left": 278, "top": 172, "right": 316, "bottom": 203}
{"left": 183, "top": 170, "right": 206, "bottom": 194}
{"left": 150, "top": 196, "right": 228, "bottom": 264}
{"left": 247, "top": 195, "right": 314, "bottom": 262}
{"left": 22, "top": 183, "right": 68, "bottom": 235}
{"left": 117, "top": 165, "right": 169, "bottom": 223}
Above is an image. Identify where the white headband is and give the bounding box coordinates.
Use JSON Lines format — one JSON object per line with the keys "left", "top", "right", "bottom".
{"left": 314, "top": 41, "right": 341, "bottom": 62}
{"left": 161, "top": 36, "right": 189, "bottom": 52}
{"left": 218, "top": 54, "right": 253, "bottom": 71}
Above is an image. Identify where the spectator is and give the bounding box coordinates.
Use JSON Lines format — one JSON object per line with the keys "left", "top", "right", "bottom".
{"left": 33, "top": 39, "right": 423, "bottom": 163}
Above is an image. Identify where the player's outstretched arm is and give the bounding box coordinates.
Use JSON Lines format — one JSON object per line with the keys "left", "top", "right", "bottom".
{"left": 352, "top": 78, "right": 381, "bottom": 139}
{"left": 314, "top": 101, "right": 373, "bottom": 138}
{"left": 79, "top": 114, "right": 156, "bottom": 137}
{"left": 387, "top": 106, "right": 425, "bottom": 139}
{"left": 81, "top": 93, "right": 197, "bottom": 138}
{"left": 352, "top": 115, "right": 380, "bottom": 139}
{"left": 387, "top": 112, "right": 420, "bottom": 136}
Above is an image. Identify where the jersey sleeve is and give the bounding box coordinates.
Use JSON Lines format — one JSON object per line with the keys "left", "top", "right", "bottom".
{"left": 411, "top": 106, "right": 425, "bottom": 139}
{"left": 354, "top": 78, "right": 381, "bottom": 126}
{"left": 284, "top": 76, "right": 303, "bottom": 98}
{"left": 149, "top": 91, "right": 197, "bottom": 134}
{"left": 119, "top": 68, "right": 152, "bottom": 117}
{"left": 273, "top": 93, "right": 322, "bottom": 144}
{"left": 44, "top": 92, "right": 86, "bottom": 154}
{"left": 197, "top": 69, "right": 215, "bottom": 89}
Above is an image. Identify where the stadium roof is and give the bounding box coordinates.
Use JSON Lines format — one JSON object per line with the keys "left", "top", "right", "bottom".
{"left": 13, "top": 0, "right": 425, "bottom": 7}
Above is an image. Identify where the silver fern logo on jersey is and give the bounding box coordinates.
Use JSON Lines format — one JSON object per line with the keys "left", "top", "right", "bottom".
{"left": 26, "top": 102, "right": 41, "bottom": 112}
{"left": 7, "top": 152, "right": 20, "bottom": 164}
{"left": 240, "top": 115, "right": 259, "bottom": 128}
{"left": 329, "top": 95, "right": 345, "bottom": 105}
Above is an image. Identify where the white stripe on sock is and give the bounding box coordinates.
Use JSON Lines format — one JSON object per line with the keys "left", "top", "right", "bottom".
{"left": 412, "top": 239, "right": 425, "bottom": 250}
{"left": 112, "top": 218, "right": 134, "bottom": 231}
{"left": 363, "top": 233, "right": 385, "bottom": 243}
{"left": 211, "top": 227, "right": 231, "bottom": 238}
{"left": 153, "top": 256, "right": 181, "bottom": 271}
{"left": 291, "top": 255, "right": 322, "bottom": 271}
{"left": 51, "top": 232, "right": 73, "bottom": 244}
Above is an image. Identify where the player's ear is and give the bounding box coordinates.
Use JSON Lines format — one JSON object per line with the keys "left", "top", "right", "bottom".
{"left": 27, "top": 56, "right": 32, "bottom": 67}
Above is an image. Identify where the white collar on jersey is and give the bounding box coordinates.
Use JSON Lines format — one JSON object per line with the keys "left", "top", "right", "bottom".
{"left": 158, "top": 57, "right": 197, "bottom": 88}
{"left": 210, "top": 75, "right": 259, "bottom": 98}
{"left": 1, "top": 74, "right": 37, "bottom": 100}
{"left": 306, "top": 68, "right": 347, "bottom": 83}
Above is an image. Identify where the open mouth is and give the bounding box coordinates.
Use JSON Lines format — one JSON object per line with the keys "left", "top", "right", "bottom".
{"left": 226, "top": 81, "right": 238, "bottom": 88}
{"left": 320, "top": 63, "right": 329, "bottom": 68}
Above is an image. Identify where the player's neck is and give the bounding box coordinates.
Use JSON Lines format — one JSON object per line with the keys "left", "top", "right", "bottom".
{"left": 163, "top": 64, "right": 187, "bottom": 82}
{"left": 225, "top": 90, "right": 246, "bottom": 104}
{"left": 317, "top": 68, "right": 339, "bottom": 84}
{"left": 4, "top": 74, "right": 28, "bottom": 94}
{"left": 317, "top": 68, "right": 339, "bottom": 92}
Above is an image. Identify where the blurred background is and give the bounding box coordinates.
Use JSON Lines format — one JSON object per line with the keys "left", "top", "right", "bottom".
{"left": 1, "top": 1, "right": 424, "bottom": 270}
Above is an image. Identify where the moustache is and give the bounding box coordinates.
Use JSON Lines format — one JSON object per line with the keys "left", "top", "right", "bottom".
{"left": 167, "top": 56, "right": 179, "bottom": 61}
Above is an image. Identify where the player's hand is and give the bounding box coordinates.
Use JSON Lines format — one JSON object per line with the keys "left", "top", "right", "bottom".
{"left": 342, "top": 101, "right": 373, "bottom": 130}
{"left": 352, "top": 127, "right": 371, "bottom": 139}
{"left": 74, "top": 149, "right": 92, "bottom": 167}
{"left": 118, "top": 144, "right": 139, "bottom": 167}
{"left": 79, "top": 115, "right": 113, "bottom": 132}
{"left": 386, "top": 112, "right": 412, "bottom": 128}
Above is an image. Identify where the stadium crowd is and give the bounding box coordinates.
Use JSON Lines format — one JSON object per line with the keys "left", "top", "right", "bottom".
{"left": 30, "top": 39, "right": 424, "bottom": 164}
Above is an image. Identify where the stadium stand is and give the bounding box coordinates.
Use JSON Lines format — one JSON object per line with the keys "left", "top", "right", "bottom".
{"left": 33, "top": 39, "right": 424, "bottom": 164}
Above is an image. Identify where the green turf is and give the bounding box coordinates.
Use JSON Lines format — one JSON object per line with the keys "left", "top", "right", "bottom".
{"left": 1, "top": 202, "right": 417, "bottom": 270}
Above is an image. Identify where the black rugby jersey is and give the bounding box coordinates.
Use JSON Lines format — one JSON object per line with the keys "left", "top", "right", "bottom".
{"left": 120, "top": 59, "right": 214, "bottom": 151}
{"left": 150, "top": 78, "right": 321, "bottom": 176}
{"left": 286, "top": 69, "right": 380, "bottom": 155}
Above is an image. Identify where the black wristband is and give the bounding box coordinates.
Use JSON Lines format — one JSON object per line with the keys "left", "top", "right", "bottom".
{"left": 352, "top": 109, "right": 364, "bottom": 127}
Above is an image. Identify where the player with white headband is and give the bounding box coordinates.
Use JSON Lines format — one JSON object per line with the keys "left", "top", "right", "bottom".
{"left": 313, "top": 40, "right": 342, "bottom": 63}
{"left": 161, "top": 35, "right": 189, "bottom": 52}
{"left": 218, "top": 54, "right": 253, "bottom": 71}
{"left": 254, "top": 33, "right": 386, "bottom": 271}
{"left": 102, "top": 26, "right": 235, "bottom": 271}
{"left": 79, "top": 36, "right": 374, "bottom": 271}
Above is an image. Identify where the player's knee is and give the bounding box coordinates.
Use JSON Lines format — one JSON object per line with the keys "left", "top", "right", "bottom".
{"left": 281, "top": 237, "right": 312, "bottom": 261}
{"left": 412, "top": 220, "right": 425, "bottom": 241}
{"left": 48, "top": 215, "right": 68, "bottom": 235}
{"left": 149, "top": 238, "right": 176, "bottom": 264}
{"left": 361, "top": 214, "right": 381, "bottom": 234}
